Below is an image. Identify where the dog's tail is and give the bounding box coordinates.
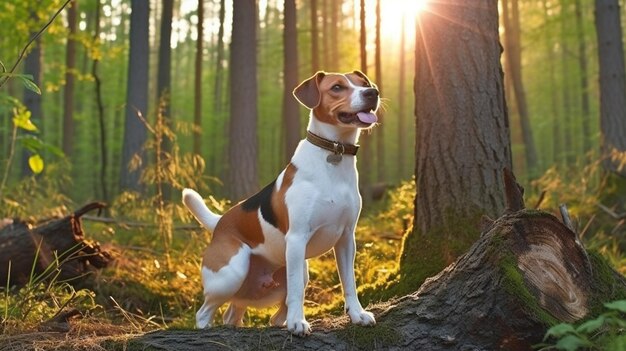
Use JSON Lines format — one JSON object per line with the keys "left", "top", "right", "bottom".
{"left": 182, "top": 188, "right": 221, "bottom": 232}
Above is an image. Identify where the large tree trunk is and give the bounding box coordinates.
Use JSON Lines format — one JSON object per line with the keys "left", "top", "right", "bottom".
{"left": 62, "top": 0, "right": 78, "bottom": 158}
{"left": 400, "top": 0, "right": 512, "bottom": 292}
{"left": 120, "top": 0, "right": 149, "bottom": 192}
{"left": 282, "top": 0, "right": 300, "bottom": 163}
{"left": 0, "top": 203, "right": 112, "bottom": 287}
{"left": 119, "top": 171, "right": 626, "bottom": 351}
{"left": 595, "top": 0, "right": 626, "bottom": 176}
{"left": 228, "top": 0, "right": 258, "bottom": 200}
{"left": 157, "top": 0, "right": 174, "bottom": 200}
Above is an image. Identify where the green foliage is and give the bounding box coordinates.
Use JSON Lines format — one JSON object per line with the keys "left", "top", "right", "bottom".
{"left": 537, "top": 300, "right": 626, "bottom": 351}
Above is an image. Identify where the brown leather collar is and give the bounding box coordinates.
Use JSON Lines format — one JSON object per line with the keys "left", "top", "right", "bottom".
{"left": 306, "top": 131, "right": 359, "bottom": 156}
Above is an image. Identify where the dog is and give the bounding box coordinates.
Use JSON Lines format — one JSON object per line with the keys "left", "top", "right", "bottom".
{"left": 182, "top": 70, "right": 379, "bottom": 336}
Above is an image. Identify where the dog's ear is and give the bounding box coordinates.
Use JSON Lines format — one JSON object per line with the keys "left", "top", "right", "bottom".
{"left": 352, "top": 70, "right": 377, "bottom": 89}
{"left": 293, "top": 71, "right": 325, "bottom": 109}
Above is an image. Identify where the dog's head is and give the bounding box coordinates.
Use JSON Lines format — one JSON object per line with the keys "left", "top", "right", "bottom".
{"left": 293, "top": 71, "right": 380, "bottom": 129}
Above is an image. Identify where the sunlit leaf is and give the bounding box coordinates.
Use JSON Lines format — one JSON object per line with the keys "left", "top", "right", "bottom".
{"left": 28, "top": 154, "right": 44, "bottom": 174}
{"left": 13, "top": 109, "right": 38, "bottom": 131}
{"left": 554, "top": 334, "right": 591, "bottom": 351}
{"left": 576, "top": 315, "right": 605, "bottom": 334}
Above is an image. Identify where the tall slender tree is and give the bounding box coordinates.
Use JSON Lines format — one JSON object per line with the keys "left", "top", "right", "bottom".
{"left": 62, "top": 0, "right": 77, "bottom": 158}
{"left": 91, "top": 0, "right": 108, "bottom": 203}
{"left": 228, "top": 0, "right": 258, "bottom": 199}
{"left": 374, "top": 0, "right": 385, "bottom": 183}
{"left": 193, "top": 0, "right": 204, "bottom": 156}
{"left": 575, "top": 0, "right": 591, "bottom": 155}
{"left": 595, "top": 0, "right": 626, "bottom": 176}
{"left": 502, "top": 0, "right": 538, "bottom": 174}
{"left": 213, "top": 0, "right": 226, "bottom": 115}
{"left": 120, "top": 0, "right": 149, "bottom": 192}
{"left": 397, "top": 14, "right": 407, "bottom": 180}
{"left": 283, "top": 0, "right": 300, "bottom": 162}
{"left": 310, "top": 0, "right": 319, "bottom": 72}
{"left": 400, "top": 0, "right": 512, "bottom": 291}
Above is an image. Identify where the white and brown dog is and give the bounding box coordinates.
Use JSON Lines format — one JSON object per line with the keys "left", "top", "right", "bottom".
{"left": 182, "top": 70, "right": 379, "bottom": 336}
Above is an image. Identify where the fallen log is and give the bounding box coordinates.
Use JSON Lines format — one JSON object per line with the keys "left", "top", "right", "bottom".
{"left": 111, "top": 170, "right": 626, "bottom": 350}
{"left": 0, "top": 203, "right": 112, "bottom": 287}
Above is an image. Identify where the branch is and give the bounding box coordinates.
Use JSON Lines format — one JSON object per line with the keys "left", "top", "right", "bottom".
{"left": 0, "top": 0, "right": 72, "bottom": 89}
{"left": 597, "top": 203, "right": 626, "bottom": 220}
{"left": 81, "top": 215, "right": 200, "bottom": 231}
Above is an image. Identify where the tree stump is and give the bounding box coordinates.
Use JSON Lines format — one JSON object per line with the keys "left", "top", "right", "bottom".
{"left": 0, "top": 203, "right": 112, "bottom": 287}
{"left": 108, "top": 171, "right": 626, "bottom": 350}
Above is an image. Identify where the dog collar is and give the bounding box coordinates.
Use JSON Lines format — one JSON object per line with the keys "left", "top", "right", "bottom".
{"left": 306, "top": 131, "right": 359, "bottom": 157}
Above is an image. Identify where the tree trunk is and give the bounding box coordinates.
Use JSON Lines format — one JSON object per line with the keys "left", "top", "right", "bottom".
{"left": 91, "top": 0, "right": 109, "bottom": 205}
{"left": 193, "top": 0, "right": 204, "bottom": 156}
{"left": 119, "top": 170, "right": 626, "bottom": 350}
{"left": 561, "top": 3, "right": 575, "bottom": 165}
{"left": 120, "top": 0, "right": 150, "bottom": 192}
{"left": 0, "top": 203, "right": 112, "bottom": 287}
{"left": 228, "top": 0, "right": 258, "bottom": 200}
{"left": 62, "top": 0, "right": 78, "bottom": 158}
{"left": 358, "top": 0, "right": 373, "bottom": 202}
{"left": 575, "top": 0, "right": 592, "bottom": 155}
{"left": 330, "top": 0, "right": 340, "bottom": 71}
{"left": 310, "top": 0, "right": 319, "bottom": 73}
{"left": 21, "top": 34, "right": 42, "bottom": 177}
{"left": 543, "top": 0, "right": 561, "bottom": 165}
{"left": 157, "top": 0, "right": 174, "bottom": 200}
{"left": 400, "top": 0, "right": 512, "bottom": 292}
{"left": 502, "top": 0, "right": 538, "bottom": 175}
{"left": 397, "top": 15, "right": 407, "bottom": 180}
{"left": 213, "top": 0, "right": 226, "bottom": 115}
{"left": 283, "top": 0, "right": 300, "bottom": 163}
{"left": 374, "top": 0, "right": 384, "bottom": 184}
{"left": 595, "top": 0, "right": 626, "bottom": 176}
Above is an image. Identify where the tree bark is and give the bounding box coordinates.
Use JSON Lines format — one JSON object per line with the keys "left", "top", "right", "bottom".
{"left": 120, "top": 171, "right": 626, "bottom": 350}
{"left": 358, "top": 0, "right": 373, "bottom": 202}
{"left": 228, "top": 0, "right": 258, "bottom": 200}
{"left": 561, "top": 3, "right": 575, "bottom": 165}
{"left": 213, "top": 0, "right": 226, "bottom": 115}
{"left": 0, "top": 203, "right": 112, "bottom": 287}
{"left": 120, "top": 0, "right": 149, "bottom": 192}
{"left": 62, "top": 0, "right": 78, "bottom": 158}
{"left": 283, "top": 0, "right": 300, "bottom": 163}
{"left": 595, "top": 0, "right": 626, "bottom": 176}
{"left": 543, "top": 0, "right": 562, "bottom": 165}
{"left": 413, "top": 0, "right": 511, "bottom": 233}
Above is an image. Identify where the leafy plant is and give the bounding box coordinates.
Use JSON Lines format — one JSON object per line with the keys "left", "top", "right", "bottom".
{"left": 537, "top": 300, "right": 626, "bottom": 351}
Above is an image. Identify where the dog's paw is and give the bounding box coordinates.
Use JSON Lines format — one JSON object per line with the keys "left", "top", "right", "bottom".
{"left": 287, "top": 318, "right": 311, "bottom": 336}
{"left": 348, "top": 309, "right": 376, "bottom": 326}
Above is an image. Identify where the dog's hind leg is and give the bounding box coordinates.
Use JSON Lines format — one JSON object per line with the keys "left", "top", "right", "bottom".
{"left": 196, "top": 240, "right": 251, "bottom": 329}
{"left": 223, "top": 304, "right": 246, "bottom": 326}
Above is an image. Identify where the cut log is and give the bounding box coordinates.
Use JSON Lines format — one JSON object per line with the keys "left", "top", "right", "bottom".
{"left": 0, "top": 203, "right": 112, "bottom": 287}
{"left": 118, "top": 170, "right": 626, "bottom": 350}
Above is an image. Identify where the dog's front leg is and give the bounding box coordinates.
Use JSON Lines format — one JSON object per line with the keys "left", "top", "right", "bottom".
{"left": 285, "top": 234, "right": 311, "bottom": 336}
{"left": 334, "top": 229, "right": 376, "bottom": 326}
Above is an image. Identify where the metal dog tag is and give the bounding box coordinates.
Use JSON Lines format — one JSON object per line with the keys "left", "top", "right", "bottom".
{"left": 326, "top": 153, "right": 342, "bottom": 165}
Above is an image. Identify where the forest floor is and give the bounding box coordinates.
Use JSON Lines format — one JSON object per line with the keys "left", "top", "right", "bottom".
{"left": 2, "top": 171, "right": 626, "bottom": 350}
{"left": 0, "top": 182, "right": 413, "bottom": 351}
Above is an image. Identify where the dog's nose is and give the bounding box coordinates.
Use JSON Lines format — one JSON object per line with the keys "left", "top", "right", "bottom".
{"left": 362, "top": 88, "right": 379, "bottom": 101}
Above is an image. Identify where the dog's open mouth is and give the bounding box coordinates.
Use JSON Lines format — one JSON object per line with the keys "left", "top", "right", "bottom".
{"left": 338, "top": 111, "right": 378, "bottom": 125}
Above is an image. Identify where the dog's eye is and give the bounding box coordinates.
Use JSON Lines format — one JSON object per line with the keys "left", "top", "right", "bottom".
{"left": 331, "top": 84, "right": 344, "bottom": 92}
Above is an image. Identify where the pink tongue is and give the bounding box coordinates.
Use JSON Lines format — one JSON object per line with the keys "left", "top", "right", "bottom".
{"left": 356, "top": 112, "right": 377, "bottom": 124}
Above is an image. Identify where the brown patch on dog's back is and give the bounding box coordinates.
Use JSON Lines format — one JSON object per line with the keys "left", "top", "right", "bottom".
{"left": 214, "top": 205, "right": 265, "bottom": 248}
{"left": 272, "top": 163, "right": 297, "bottom": 234}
